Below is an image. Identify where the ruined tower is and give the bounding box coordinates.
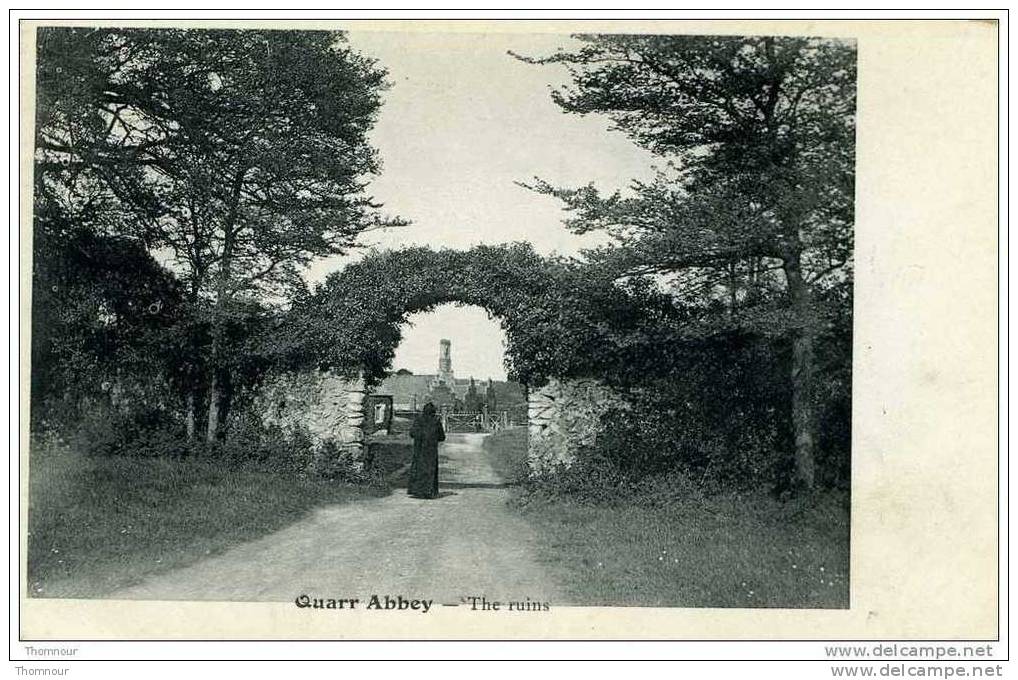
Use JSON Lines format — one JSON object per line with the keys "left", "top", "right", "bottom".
{"left": 438, "top": 338, "right": 454, "bottom": 384}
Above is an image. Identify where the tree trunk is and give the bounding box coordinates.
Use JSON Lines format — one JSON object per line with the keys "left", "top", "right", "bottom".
{"left": 727, "top": 261, "right": 738, "bottom": 315}
{"left": 205, "top": 271, "right": 231, "bottom": 442}
{"left": 184, "top": 280, "right": 206, "bottom": 443}
{"left": 205, "top": 293, "right": 230, "bottom": 442}
{"left": 783, "top": 250, "right": 817, "bottom": 491}
{"left": 219, "top": 369, "right": 234, "bottom": 431}
{"left": 204, "top": 166, "right": 246, "bottom": 442}
{"left": 205, "top": 369, "right": 220, "bottom": 442}
{"left": 186, "top": 391, "right": 196, "bottom": 441}
{"left": 205, "top": 369, "right": 232, "bottom": 442}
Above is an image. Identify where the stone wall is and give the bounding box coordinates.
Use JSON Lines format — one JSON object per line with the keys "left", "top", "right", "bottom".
{"left": 254, "top": 369, "right": 367, "bottom": 472}
{"left": 526, "top": 378, "right": 626, "bottom": 476}
{"left": 251, "top": 371, "right": 624, "bottom": 479}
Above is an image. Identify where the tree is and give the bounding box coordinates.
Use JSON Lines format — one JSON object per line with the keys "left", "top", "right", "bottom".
{"left": 30, "top": 201, "right": 187, "bottom": 429}
{"left": 427, "top": 383, "right": 457, "bottom": 410}
{"left": 463, "top": 378, "right": 484, "bottom": 414}
{"left": 34, "top": 27, "right": 401, "bottom": 439}
{"left": 517, "top": 34, "right": 856, "bottom": 490}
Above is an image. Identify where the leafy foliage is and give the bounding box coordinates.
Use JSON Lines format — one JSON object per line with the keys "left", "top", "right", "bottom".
{"left": 33, "top": 26, "right": 397, "bottom": 440}
{"left": 517, "top": 34, "right": 857, "bottom": 490}
{"left": 30, "top": 29, "right": 854, "bottom": 497}
{"left": 272, "top": 243, "right": 680, "bottom": 389}
{"left": 36, "top": 27, "right": 397, "bottom": 298}
{"left": 30, "top": 201, "right": 187, "bottom": 429}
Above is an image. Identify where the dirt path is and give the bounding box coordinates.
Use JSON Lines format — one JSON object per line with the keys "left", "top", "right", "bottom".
{"left": 112, "top": 433, "right": 562, "bottom": 605}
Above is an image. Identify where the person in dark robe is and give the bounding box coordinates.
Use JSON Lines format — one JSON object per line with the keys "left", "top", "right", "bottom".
{"left": 407, "top": 402, "right": 445, "bottom": 499}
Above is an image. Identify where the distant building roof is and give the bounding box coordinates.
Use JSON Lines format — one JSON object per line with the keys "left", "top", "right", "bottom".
{"left": 374, "top": 374, "right": 436, "bottom": 408}
{"left": 375, "top": 369, "right": 520, "bottom": 410}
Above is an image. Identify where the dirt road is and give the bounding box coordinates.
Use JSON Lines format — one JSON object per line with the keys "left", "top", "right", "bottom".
{"left": 112, "top": 433, "right": 562, "bottom": 605}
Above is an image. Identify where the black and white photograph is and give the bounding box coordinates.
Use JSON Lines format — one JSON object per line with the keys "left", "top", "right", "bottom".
{"left": 16, "top": 16, "right": 999, "bottom": 649}
{"left": 27, "top": 23, "right": 855, "bottom": 610}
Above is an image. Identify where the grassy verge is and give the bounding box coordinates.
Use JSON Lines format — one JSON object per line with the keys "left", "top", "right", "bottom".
{"left": 482, "top": 426, "right": 531, "bottom": 484}
{"left": 365, "top": 433, "right": 413, "bottom": 479}
{"left": 483, "top": 428, "right": 849, "bottom": 608}
{"left": 27, "top": 435, "right": 388, "bottom": 599}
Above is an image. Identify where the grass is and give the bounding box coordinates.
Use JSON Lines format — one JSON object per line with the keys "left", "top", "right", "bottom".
{"left": 27, "top": 435, "right": 388, "bottom": 599}
{"left": 28, "top": 425, "right": 849, "bottom": 607}
{"left": 483, "top": 428, "right": 850, "bottom": 609}
{"left": 483, "top": 426, "right": 531, "bottom": 484}
{"left": 365, "top": 432, "right": 414, "bottom": 478}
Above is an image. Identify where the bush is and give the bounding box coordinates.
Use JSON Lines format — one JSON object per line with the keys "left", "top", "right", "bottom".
{"left": 364, "top": 439, "right": 413, "bottom": 478}
{"left": 62, "top": 402, "right": 333, "bottom": 479}
{"left": 211, "top": 413, "right": 295, "bottom": 469}
{"left": 313, "top": 440, "right": 370, "bottom": 483}
{"left": 576, "top": 385, "right": 786, "bottom": 494}
{"left": 550, "top": 332, "right": 852, "bottom": 497}
{"left": 46, "top": 395, "right": 384, "bottom": 487}
{"left": 70, "top": 403, "right": 187, "bottom": 459}
{"left": 217, "top": 414, "right": 386, "bottom": 484}
{"left": 521, "top": 455, "right": 629, "bottom": 505}
{"left": 520, "top": 451, "right": 710, "bottom": 508}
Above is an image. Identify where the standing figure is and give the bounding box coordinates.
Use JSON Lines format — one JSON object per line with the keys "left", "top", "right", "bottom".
{"left": 407, "top": 402, "right": 445, "bottom": 499}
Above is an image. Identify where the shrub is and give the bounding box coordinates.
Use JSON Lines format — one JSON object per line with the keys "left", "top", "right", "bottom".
{"left": 313, "top": 440, "right": 370, "bottom": 483}
{"left": 218, "top": 414, "right": 379, "bottom": 484}
{"left": 520, "top": 449, "right": 710, "bottom": 508}
{"left": 577, "top": 385, "right": 785, "bottom": 495}
{"left": 551, "top": 332, "right": 851, "bottom": 496}
{"left": 205, "top": 414, "right": 317, "bottom": 475}
{"left": 522, "top": 455, "right": 629, "bottom": 505}
{"left": 70, "top": 403, "right": 187, "bottom": 458}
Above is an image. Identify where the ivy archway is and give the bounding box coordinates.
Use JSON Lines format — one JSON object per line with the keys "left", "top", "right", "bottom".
{"left": 260, "top": 243, "right": 677, "bottom": 474}
{"left": 282, "top": 244, "right": 557, "bottom": 387}
{"left": 275, "top": 242, "right": 668, "bottom": 393}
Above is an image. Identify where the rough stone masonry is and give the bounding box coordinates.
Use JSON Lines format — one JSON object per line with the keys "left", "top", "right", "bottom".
{"left": 253, "top": 369, "right": 623, "bottom": 477}
{"left": 255, "top": 369, "right": 368, "bottom": 472}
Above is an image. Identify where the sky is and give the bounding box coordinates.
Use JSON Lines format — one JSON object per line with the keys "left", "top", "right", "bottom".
{"left": 304, "top": 30, "right": 658, "bottom": 380}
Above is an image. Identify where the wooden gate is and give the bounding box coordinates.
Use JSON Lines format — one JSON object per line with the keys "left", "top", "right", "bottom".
{"left": 440, "top": 411, "right": 511, "bottom": 433}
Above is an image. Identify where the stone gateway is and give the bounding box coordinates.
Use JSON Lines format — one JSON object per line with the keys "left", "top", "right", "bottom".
{"left": 252, "top": 366, "right": 620, "bottom": 479}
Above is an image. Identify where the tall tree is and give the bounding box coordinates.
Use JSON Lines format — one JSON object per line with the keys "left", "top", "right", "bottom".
{"left": 517, "top": 34, "right": 856, "bottom": 490}
{"left": 35, "top": 27, "right": 400, "bottom": 439}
